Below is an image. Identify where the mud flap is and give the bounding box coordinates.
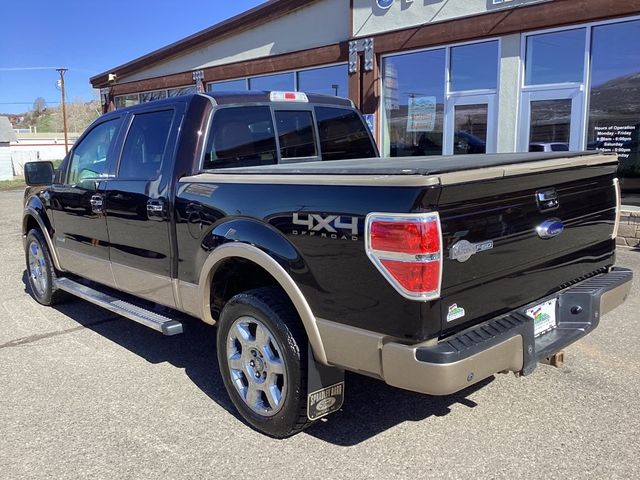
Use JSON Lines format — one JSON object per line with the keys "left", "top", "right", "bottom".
{"left": 307, "top": 344, "right": 345, "bottom": 421}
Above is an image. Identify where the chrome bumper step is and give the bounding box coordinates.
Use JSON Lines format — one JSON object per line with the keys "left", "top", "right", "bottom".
{"left": 55, "top": 277, "right": 183, "bottom": 336}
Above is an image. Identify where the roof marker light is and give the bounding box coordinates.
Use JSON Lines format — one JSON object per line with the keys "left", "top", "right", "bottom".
{"left": 270, "top": 91, "right": 309, "bottom": 103}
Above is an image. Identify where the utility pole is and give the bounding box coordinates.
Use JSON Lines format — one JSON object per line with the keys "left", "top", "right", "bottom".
{"left": 56, "top": 68, "right": 69, "bottom": 155}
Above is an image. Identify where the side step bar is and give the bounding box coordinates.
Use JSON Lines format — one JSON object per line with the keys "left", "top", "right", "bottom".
{"left": 55, "top": 277, "right": 183, "bottom": 336}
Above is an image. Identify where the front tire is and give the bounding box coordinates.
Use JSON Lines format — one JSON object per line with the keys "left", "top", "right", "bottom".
{"left": 217, "top": 287, "right": 313, "bottom": 438}
{"left": 25, "top": 229, "right": 68, "bottom": 306}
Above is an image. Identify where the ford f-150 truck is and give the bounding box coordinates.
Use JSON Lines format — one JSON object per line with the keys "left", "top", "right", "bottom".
{"left": 22, "top": 91, "right": 633, "bottom": 437}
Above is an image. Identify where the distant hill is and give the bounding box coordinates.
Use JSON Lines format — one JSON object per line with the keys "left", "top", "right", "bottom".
{"left": 590, "top": 72, "right": 640, "bottom": 116}
{"left": 13, "top": 99, "right": 100, "bottom": 133}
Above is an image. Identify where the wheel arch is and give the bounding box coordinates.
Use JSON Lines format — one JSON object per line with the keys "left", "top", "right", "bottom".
{"left": 23, "top": 202, "right": 63, "bottom": 272}
{"left": 197, "top": 242, "right": 328, "bottom": 365}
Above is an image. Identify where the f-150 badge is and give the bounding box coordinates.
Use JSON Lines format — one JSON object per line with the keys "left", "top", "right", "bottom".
{"left": 449, "top": 239, "right": 494, "bottom": 263}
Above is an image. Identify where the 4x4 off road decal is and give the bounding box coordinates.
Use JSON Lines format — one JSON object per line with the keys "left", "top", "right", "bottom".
{"left": 307, "top": 382, "right": 345, "bottom": 421}
{"left": 292, "top": 213, "right": 359, "bottom": 241}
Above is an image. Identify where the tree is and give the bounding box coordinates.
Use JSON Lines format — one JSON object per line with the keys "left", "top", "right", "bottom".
{"left": 32, "top": 97, "right": 47, "bottom": 115}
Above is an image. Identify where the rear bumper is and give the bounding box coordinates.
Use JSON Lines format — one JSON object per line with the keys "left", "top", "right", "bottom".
{"left": 381, "top": 267, "right": 633, "bottom": 396}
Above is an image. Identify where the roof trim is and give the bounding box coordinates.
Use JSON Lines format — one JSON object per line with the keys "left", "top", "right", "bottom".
{"left": 90, "top": 0, "right": 319, "bottom": 87}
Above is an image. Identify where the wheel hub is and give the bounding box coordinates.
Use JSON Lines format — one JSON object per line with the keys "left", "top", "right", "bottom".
{"left": 28, "top": 240, "right": 47, "bottom": 296}
{"left": 226, "top": 316, "right": 287, "bottom": 417}
{"left": 248, "top": 349, "right": 266, "bottom": 379}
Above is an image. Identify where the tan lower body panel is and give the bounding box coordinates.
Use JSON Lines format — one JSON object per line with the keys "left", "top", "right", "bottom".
{"left": 599, "top": 279, "right": 632, "bottom": 317}
{"left": 316, "top": 319, "right": 392, "bottom": 378}
{"left": 111, "top": 262, "right": 177, "bottom": 310}
{"left": 381, "top": 336, "right": 524, "bottom": 396}
{"left": 317, "top": 317, "right": 524, "bottom": 396}
{"left": 177, "top": 280, "right": 202, "bottom": 319}
{"left": 57, "top": 248, "right": 117, "bottom": 287}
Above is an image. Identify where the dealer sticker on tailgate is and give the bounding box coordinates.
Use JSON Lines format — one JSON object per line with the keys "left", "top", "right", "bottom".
{"left": 526, "top": 298, "right": 558, "bottom": 337}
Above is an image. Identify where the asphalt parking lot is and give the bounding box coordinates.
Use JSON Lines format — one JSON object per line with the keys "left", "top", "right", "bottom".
{"left": 1, "top": 188, "right": 639, "bottom": 479}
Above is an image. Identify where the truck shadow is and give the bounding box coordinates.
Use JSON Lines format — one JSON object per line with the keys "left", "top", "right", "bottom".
{"left": 22, "top": 271, "right": 493, "bottom": 446}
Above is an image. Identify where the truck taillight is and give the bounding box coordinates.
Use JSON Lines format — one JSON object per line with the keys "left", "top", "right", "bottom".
{"left": 365, "top": 212, "right": 443, "bottom": 301}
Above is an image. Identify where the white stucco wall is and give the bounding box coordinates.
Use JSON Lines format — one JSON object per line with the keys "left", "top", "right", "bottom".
{"left": 121, "top": 0, "right": 350, "bottom": 83}
{"left": 353, "top": 0, "right": 489, "bottom": 38}
{"left": 496, "top": 33, "right": 522, "bottom": 153}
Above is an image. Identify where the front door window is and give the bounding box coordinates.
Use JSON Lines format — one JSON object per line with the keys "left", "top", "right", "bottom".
{"left": 67, "top": 118, "right": 121, "bottom": 184}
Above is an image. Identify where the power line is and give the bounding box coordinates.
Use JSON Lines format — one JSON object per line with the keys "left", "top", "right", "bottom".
{"left": 0, "top": 67, "right": 58, "bottom": 72}
{"left": 0, "top": 101, "right": 61, "bottom": 105}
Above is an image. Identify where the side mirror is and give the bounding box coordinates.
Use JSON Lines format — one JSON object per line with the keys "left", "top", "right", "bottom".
{"left": 24, "top": 161, "right": 54, "bottom": 186}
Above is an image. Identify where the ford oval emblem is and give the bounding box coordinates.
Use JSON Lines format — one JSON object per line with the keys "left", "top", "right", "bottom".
{"left": 376, "top": 0, "right": 394, "bottom": 9}
{"left": 537, "top": 219, "right": 564, "bottom": 239}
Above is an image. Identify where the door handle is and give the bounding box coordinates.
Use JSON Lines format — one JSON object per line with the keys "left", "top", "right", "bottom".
{"left": 90, "top": 194, "right": 104, "bottom": 213}
{"left": 147, "top": 199, "right": 166, "bottom": 221}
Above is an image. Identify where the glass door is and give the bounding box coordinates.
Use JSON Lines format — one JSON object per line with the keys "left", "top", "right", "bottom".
{"left": 444, "top": 94, "right": 496, "bottom": 155}
{"left": 520, "top": 87, "right": 584, "bottom": 152}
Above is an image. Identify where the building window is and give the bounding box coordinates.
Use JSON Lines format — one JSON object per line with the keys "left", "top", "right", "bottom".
{"left": 525, "top": 29, "right": 586, "bottom": 85}
{"left": 115, "top": 85, "right": 196, "bottom": 109}
{"left": 207, "top": 64, "right": 348, "bottom": 97}
{"left": 140, "top": 90, "right": 167, "bottom": 103}
{"left": 520, "top": 29, "right": 588, "bottom": 154}
{"left": 297, "top": 64, "right": 348, "bottom": 97}
{"left": 114, "top": 94, "right": 140, "bottom": 109}
{"left": 382, "top": 49, "right": 446, "bottom": 157}
{"left": 450, "top": 41, "right": 499, "bottom": 91}
{"left": 588, "top": 19, "right": 640, "bottom": 201}
{"left": 382, "top": 40, "right": 499, "bottom": 157}
{"left": 207, "top": 79, "right": 247, "bottom": 92}
{"left": 520, "top": 19, "right": 640, "bottom": 205}
{"left": 168, "top": 86, "right": 197, "bottom": 97}
{"left": 249, "top": 72, "right": 295, "bottom": 91}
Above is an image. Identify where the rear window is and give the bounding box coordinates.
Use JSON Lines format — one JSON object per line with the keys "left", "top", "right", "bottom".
{"left": 274, "top": 110, "right": 317, "bottom": 159}
{"left": 203, "top": 106, "right": 277, "bottom": 169}
{"left": 315, "top": 107, "right": 375, "bottom": 161}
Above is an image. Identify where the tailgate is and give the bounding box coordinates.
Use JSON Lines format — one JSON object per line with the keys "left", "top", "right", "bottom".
{"left": 437, "top": 158, "right": 619, "bottom": 336}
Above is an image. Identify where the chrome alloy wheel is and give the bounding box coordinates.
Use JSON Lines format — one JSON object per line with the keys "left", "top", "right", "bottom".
{"left": 226, "top": 316, "right": 287, "bottom": 416}
{"left": 28, "top": 240, "right": 48, "bottom": 296}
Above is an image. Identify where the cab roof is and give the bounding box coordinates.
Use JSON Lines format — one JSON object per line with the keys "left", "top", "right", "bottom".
{"left": 204, "top": 91, "right": 353, "bottom": 107}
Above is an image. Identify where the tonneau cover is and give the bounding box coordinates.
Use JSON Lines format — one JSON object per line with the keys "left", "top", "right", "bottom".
{"left": 207, "top": 151, "right": 614, "bottom": 176}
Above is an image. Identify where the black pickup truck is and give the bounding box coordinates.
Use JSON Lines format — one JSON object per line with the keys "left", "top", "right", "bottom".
{"left": 22, "top": 91, "right": 632, "bottom": 437}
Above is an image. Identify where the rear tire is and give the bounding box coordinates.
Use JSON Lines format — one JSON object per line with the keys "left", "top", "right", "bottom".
{"left": 217, "top": 286, "right": 313, "bottom": 438}
{"left": 25, "top": 229, "right": 68, "bottom": 306}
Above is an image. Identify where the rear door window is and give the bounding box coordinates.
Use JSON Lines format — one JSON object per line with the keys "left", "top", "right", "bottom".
{"left": 118, "top": 110, "right": 174, "bottom": 179}
{"left": 314, "top": 107, "right": 376, "bottom": 161}
{"left": 204, "top": 106, "right": 277, "bottom": 169}
{"left": 274, "top": 110, "right": 317, "bottom": 159}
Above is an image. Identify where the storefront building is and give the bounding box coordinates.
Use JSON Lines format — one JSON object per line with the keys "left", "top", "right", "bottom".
{"left": 91, "top": 0, "right": 640, "bottom": 207}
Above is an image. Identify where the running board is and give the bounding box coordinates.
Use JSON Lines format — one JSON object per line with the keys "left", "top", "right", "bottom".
{"left": 55, "top": 277, "right": 183, "bottom": 336}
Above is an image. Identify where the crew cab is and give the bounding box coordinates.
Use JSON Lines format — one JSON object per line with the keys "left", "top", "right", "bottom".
{"left": 22, "top": 91, "right": 632, "bottom": 437}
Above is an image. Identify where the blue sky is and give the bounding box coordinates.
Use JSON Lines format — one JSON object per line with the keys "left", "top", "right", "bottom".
{"left": 0, "top": 0, "right": 264, "bottom": 114}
